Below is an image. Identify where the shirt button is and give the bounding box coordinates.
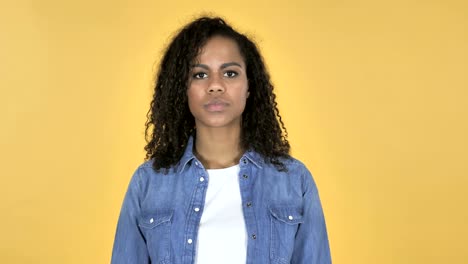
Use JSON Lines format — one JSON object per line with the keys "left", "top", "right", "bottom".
{"left": 243, "top": 159, "right": 248, "bottom": 164}
{"left": 242, "top": 174, "right": 248, "bottom": 179}
{"left": 251, "top": 234, "right": 257, "bottom": 240}
{"left": 194, "top": 207, "right": 200, "bottom": 212}
{"left": 149, "top": 218, "right": 154, "bottom": 223}
{"left": 246, "top": 202, "right": 252, "bottom": 207}
{"left": 195, "top": 161, "right": 199, "bottom": 166}
{"left": 288, "top": 215, "right": 294, "bottom": 220}
{"left": 199, "top": 177, "right": 204, "bottom": 182}
{"left": 187, "top": 239, "right": 193, "bottom": 244}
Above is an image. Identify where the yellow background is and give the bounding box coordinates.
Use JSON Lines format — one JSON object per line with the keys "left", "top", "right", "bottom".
{"left": 1, "top": 0, "right": 467, "bottom": 263}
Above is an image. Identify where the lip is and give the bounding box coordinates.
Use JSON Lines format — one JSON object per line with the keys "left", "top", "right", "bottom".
{"left": 204, "top": 99, "right": 228, "bottom": 112}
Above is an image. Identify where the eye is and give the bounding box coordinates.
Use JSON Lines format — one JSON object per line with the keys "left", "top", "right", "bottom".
{"left": 192, "top": 72, "right": 208, "bottom": 79}
{"left": 224, "top": 71, "right": 238, "bottom": 78}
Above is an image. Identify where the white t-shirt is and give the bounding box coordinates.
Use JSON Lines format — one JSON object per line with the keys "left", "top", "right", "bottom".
{"left": 194, "top": 164, "right": 247, "bottom": 264}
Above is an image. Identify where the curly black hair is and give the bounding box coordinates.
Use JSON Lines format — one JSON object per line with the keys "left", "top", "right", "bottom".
{"left": 144, "top": 16, "right": 290, "bottom": 172}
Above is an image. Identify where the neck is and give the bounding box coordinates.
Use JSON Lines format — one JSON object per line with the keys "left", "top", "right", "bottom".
{"left": 194, "top": 126, "right": 244, "bottom": 169}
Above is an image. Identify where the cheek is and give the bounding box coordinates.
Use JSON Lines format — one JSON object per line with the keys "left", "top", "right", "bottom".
{"left": 242, "top": 83, "right": 250, "bottom": 101}
{"left": 187, "top": 85, "right": 198, "bottom": 102}
{"left": 187, "top": 92, "right": 196, "bottom": 110}
{"left": 238, "top": 90, "right": 249, "bottom": 110}
{"left": 186, "top": 88, "right": 202, "bottom": 114}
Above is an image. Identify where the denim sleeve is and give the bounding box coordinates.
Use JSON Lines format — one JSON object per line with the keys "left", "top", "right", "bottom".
{"left": 111, "top": 168, "right": 150, "bottom": 264}
{"left": 291, "top": 166, "right": 332, "bottom": 264}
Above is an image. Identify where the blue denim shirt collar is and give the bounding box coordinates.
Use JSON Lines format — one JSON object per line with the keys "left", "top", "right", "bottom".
{"left": 176, "top": 136, "right": 263, "bottom": 173}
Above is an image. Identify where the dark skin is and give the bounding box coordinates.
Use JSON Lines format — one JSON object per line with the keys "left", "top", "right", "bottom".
{"left": 187, "top": 36, "right": 249, "bottom": 169}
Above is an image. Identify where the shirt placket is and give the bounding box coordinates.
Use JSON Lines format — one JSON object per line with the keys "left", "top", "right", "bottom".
{"left": 183, "top": 160, "right": 208, "bottom": 264}
{"left": 238, "top": 157, "right": 259, "bottom": 264}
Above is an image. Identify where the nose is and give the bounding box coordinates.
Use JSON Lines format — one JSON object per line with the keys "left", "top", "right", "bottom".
{"left": 207, "top": 74, "right": 225, "bottom": 94}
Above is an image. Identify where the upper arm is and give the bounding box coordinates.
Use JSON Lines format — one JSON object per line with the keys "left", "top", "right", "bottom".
{"left": 111, "top": 168, "right": 150, "bottom": 264}
{"left": 291, "top": 165, "right": 332, "bottom": 264}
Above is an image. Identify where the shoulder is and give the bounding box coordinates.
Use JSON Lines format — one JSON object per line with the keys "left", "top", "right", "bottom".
{"left": 134, "top": 159, "right": 179, "bottom": 174}
{"left": 262, "top": 155, "right": 311, "bottom": 175}
{"left": 129, "top": 159, "right": 178, "bottom": 186}
{"left": 131, "top": 159, "right": 155, "bottom": 178}
{"left": 136, "top": 159, "right": 156, "bottom": 171}
{"left": 284, "top": 156, "right": 309, "bottom": 171}
{"left": 263, "top": 155, "right": 317, "bottom": 187}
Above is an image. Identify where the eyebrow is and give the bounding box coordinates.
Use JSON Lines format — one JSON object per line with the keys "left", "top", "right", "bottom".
{"left": 192, "top": 62, "right": 243, "bottom": 70}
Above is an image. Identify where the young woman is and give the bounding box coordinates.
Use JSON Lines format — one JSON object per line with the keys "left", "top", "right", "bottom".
{"left": 111, "top": 16, "right": 331, "bottom": 264}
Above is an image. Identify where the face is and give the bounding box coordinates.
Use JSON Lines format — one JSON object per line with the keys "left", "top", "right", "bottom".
{"left": 187, "top": 36, "right": 249, "bottom": 130}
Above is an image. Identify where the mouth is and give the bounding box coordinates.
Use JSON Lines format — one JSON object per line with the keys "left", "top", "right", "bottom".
{"left": 204, "top": 99, "right": 228, "bottom": 112}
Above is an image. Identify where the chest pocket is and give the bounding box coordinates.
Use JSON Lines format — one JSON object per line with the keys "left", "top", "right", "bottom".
{"left": 269, "top": 206, "right": 304, "bottom": 264}
{"left": 138, "top": 209, "right": 173, "bottom": 264}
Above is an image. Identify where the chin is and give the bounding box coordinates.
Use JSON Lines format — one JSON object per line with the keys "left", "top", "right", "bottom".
{"left": 196, "top": 118, "right": 241, "bottom": 129}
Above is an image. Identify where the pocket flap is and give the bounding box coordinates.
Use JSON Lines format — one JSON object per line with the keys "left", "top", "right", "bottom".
{"left": 269, "top": 206, "right": 304, "bottom": 225}
{"left": 138, "top": 209, "right": 173, "bottom": 229}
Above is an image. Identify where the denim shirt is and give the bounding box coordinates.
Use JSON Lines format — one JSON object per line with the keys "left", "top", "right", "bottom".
{"left": 111, "top": 137, "right": 331, "bottom": 264}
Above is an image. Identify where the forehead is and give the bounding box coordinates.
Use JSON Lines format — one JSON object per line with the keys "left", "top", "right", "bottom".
{"left": 196, "top": 36, "right": 245, "bottom": 65}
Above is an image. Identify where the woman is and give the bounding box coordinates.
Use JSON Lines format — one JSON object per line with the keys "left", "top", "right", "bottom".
{"left": 111, "top": 16, "right": 331, "bottom": 264}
